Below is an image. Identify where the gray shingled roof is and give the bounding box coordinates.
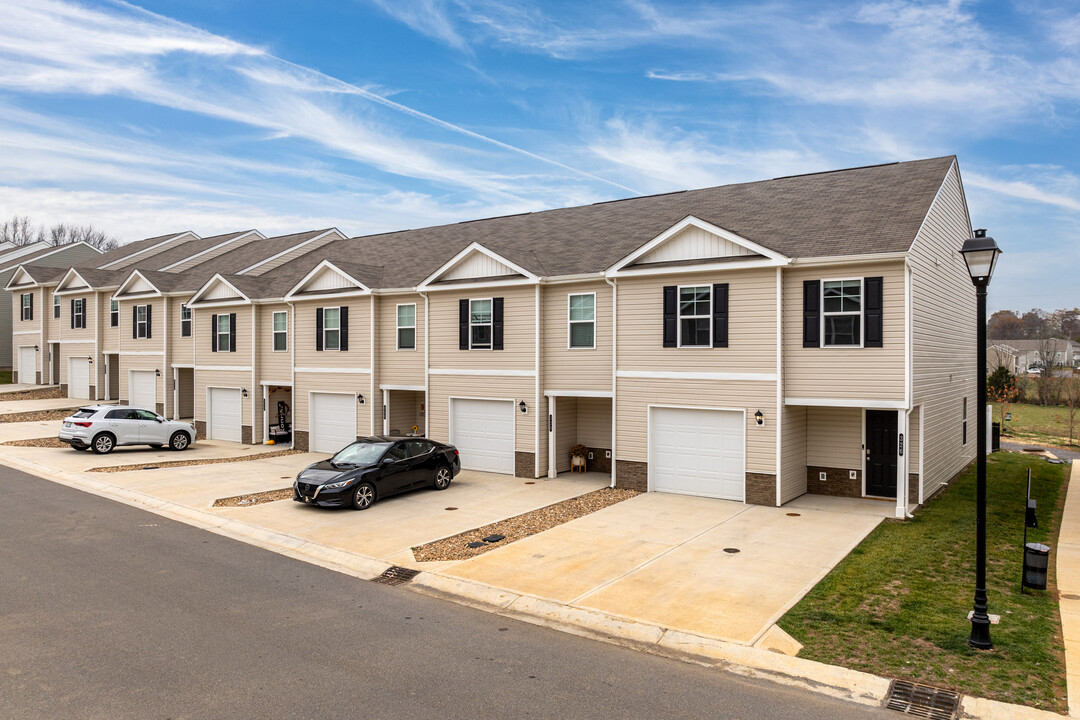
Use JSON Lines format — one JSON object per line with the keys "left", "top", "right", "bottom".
{"left": 1, "top": 243, "right": 96, "bottom": 272}
{"left": 193, "top": 229, "right": 336, "bottom": 277}
{"left": 124, "top": 230, "right": 258, "bottom": 272}
{"left": 92, "top": 232, "right": 190, "bottom": 269}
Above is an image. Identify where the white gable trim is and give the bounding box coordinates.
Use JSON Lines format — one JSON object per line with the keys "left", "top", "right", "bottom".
{"left": 54, "top": 268, "right": 115, "bottom": 296}
{"left": 606, "top": 216, "right": 788, "bottom": 276}
{"left": 113, "top": 270, "right": 163, "bottom": 298}
{"left": 417, "top": 242, "right": 538, "bottom": 290}
{"left": 187, "top": 274, "right": 252, "bottom": 306}
{"left": 236, "top": 228, "right": 346, "bottom": 275}
{"left": 158, "top": 229, "right": 266, "bottom": 271}
{"left": 4, "top": 266, "right": 40, "bottom": 290}
{"left": 98, "top": 232, "right": 197, "bottom": 269}
{"left": 283, "top": 259, "right": 371, "bottom": 300}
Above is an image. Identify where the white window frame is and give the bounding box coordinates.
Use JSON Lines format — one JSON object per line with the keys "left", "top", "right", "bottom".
{"left": 272, "top": 311, "right": 288, "bottom": 352}
{"left": 567, "top": 292, "right": 596, "bottom": 350}
{"left": 469, "top": 298, "right": 493, "bottom": 350}
{"left": 110, "top": 300, "right": 118, "bottom": 327}
{"left": 180, "top": 304, "right": 191, "bottom": 338}
{"left": 396, "top": 303, "right": 416, "bottom": 351}
{"left": 216, "top": 313, "right": 230, "bottom": 352}
{"left": 323, "top": 306, "right": 341, "bottom": 352}
{"left": 820, "top": 277, "right": 864, "bottom": 349}
{"left": 134, "top": 304, "right": 147, "bottom": 339}
{"left": 73, "top": 298, "right": 85, "bottom": 330}
{"left": 20, "top": 293, "right": 31, "bottom": 321}
{"left": 677, "top": 285, "right": 712, "bottom": 349}
{"left": 53, "top": 294, "right": 60, "bottom": 319}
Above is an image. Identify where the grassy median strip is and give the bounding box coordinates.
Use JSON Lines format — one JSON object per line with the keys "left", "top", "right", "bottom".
{"left": 779, "top": 452, "right": 1069, "bottom": 712}
{"left": 412, "top": 487, "right": 639, "bottom": 562}
{"left": 88, "top": 449, "right": 304, "bottom": 473}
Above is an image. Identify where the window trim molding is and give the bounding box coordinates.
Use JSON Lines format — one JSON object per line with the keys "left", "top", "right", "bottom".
{"left": 215, "top": 313, "right": 231, "bottom": 351}
{"left": 820, "top": 276, "right": 864, "bottom": 349}
{"left": 272, "top": 310, "right": 288, "bottom": 352}
{"left": 110, "top": 300, "right": 119, "bottom": 328}
{"left": 468, "top": 297, "right": 494, "bottom": 351}
{"left": 676, "top": 284, "right": 712, "bottom": 349}
{"left": 134, "top": 303, "right": 148, "bottom": 339}
{"left": 322, "top": 306, "right": 342, "bottom": 352}
{"left": 53, "top": 294, "right": 60, "bottom": 319}
{"left": 20, "top": 293, "right": 31, "bottom": 321}
{"left": 567, "top": 292, "right": 596, "bottom": 350}
{"left": 396, "top": 303, "right": 417, "bottom": 351}
{"left": 180, "top": 304, "right": 192, "bottom": 338}
{"left": 73, "top": 298, "right": 86, "bottom": 331}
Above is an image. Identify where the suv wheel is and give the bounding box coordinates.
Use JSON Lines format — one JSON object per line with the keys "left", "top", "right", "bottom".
{"left": 91, "top": 433, "right": 115, "bottom": 454}
{"left": 169, "top": 432, "right": 190, "bottom": 451}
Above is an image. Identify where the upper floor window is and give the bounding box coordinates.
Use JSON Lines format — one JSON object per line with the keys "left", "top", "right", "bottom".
{"left": 822, "top": 279, "right": 862, "bottom": 347}
{"left": 217, "top": 314, "right": 230, "bottom": 351}
{"left": 72, "top": 298, "right": 87, "bottom": 330}
{"left": 568, "top": 293, "right": 595, "bottom": 349}
{"left": 211, "top": 313, "right": 235, "bottom": 352}
{"left": 469, "top": 299, "right": 492, "bottom": 349}
{"left": 323, "top": 307, "right": 341, "bottom": 351}
{"left": 110, "top": 300, "right": 118, "bottom": 327}
{"left": 181, "top": 305, "right": 191, "bottom": 338}
{"left": 135, "top": 304, "right": 148, "bottom": 338}
{"left": 273, "top": 311, "right": 287, "bottom": 352}
{"left": 53, "top": 294, "right": 60, "bottom": 319}
{"left": 397, "top": 304, "right": 416, "bottom": 350}
{"left": 20, "top": 293, "right": 32, "bottom": 321}
{"left": 679, "top": 286, "right": 711, "bottom": 347}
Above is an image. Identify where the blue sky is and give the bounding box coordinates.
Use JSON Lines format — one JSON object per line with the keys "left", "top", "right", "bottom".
{"left": 0, "top": 0, "right": 1077, "bottom": 312}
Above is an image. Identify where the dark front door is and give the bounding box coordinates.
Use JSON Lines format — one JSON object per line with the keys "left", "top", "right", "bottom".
{"left": 865, "top": 410, "right": 898, "bottom": 498}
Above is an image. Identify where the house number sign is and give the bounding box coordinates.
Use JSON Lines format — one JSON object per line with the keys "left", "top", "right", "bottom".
{"left": 898, "top": 433, "right": 904, "bottom": 456}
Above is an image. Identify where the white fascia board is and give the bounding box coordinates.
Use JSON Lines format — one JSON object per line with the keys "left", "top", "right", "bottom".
{"left": 283, "top": 259, "right": 371, "bottom": 300}
{"left": 98, "top": 232, "right": 196, "bottom": 269}
{"left": 158, "top": 229, "right": 266, "bottom": 271}
{"left": 236, "top": 228, "right": 346, "bottom": 275}
{"left": 606, "top": 216, "right": 789, "bottom": 274}
{"left": 418, "top": 277, "right": 539, "bottom": 293}
{"left": 186, "top": 274, "right": 251, "bottom": 305}
{"left": 540, "top": 273, "right": 607, "bottom": 285}
{"left": 790, "top": 252, "right": 908, "bottom": 267}
{"left": 416, "top": 241, "right": 538, "bottom": 291}
{"left": 784, "top": 397, "right": 908, "bottom": 409}
{"left": 608, "top": 257, "right": 785, "bottom": 278}
{"left": 112, "top": 270, "right": 163, "bottom": 299}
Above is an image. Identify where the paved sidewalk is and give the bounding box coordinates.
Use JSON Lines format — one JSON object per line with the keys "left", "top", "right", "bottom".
{"left": 1059, "top": 461, "right": 1080, "bottom": 718}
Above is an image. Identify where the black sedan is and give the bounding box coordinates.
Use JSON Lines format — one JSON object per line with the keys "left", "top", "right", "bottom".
{"left": 293, "top": 436, "right": 461, "bottom": 510}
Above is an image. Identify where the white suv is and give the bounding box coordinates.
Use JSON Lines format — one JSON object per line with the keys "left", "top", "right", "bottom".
{"left": 59, "top": 405, "right": 197, "bottom": 454}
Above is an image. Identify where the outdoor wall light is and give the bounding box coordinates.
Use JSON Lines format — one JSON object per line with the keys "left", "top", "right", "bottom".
{"left": 357, "top": 393, "right": 365, "bottom": 405}
{"left": 519, "top": 400, "right": 528, "bottom": 414}
{"left": 87, "top": 357, "right": 93, "bottom": 364}
{"left": 754, "top": 410, "right": 764, "bottom": 426}
{"left": 155, "top": 369, "right": 161, "bottom": 377}
{"left": 241, "top": 388, "right": 249, "bottom": 398}
{"left": 33, "top": 345, "right": 39, "bottom": 351}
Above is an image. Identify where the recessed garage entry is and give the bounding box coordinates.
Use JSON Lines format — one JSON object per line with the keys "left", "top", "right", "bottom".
{"left": 68, "top": 357, "right": 90, "bottom": 400}
{"left": 451, "top": 398, "right": 515, "bottom": 475}
{"left": 130, "top": 370, "right": 156, "bottom": 412}
{"left": 649, "top": 406, "right": 745, "bottom": 501}
{"left": 208, "top": 387, "right": 242, "bottom": 442}
{"left": 310, "top": 392, "right": 357, "bottom": 454}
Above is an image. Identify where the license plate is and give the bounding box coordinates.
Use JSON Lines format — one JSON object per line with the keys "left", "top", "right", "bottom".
{"left": 63, "top": 422, "right": 72, "bottom": 428}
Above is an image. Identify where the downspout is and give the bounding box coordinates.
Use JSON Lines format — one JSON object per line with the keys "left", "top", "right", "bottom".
{"left": 163, "top": 296, "right": 169, "bottom": 416}
{"left": 420, "top": 291, "right": 429, "bottom": 439}
{"left": 905, "top": 257, "right": 914, "bottom": 518}
{"left": 286, "top": 299, "right": 296, "bottom": 447}
{"left": 534, "top": 283, "right": 540, "bottom": 479}
{"left": 775, "top": 266, "right": 782, "bottom": 507}
{"left": 251, "top": 303, "right": 257, "bottom": 443}
{"left": 370, "top": 294, "right": 376, "bottom": 436}
{"left": 605, "top": 276, "right": 617, "bottom": 489}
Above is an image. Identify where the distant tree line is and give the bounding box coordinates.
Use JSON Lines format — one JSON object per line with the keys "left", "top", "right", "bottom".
{"left": 0, "top": 215, "right": 120, "bottom": 253}
{"left": 987, "top": 308, "right": 1080, "bottom": 341}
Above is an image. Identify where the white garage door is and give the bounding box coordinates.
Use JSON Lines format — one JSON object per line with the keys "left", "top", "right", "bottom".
{"left": 650, "top": 407, "right": 745, "bottom": 501}
{"left": 18, "top": 347, "right": 36, "bottom": 385}
{"left": 68, "top": 358, "right": 91, "bottom": 400}
{"left": 130, "top": 370, "right": 157, "bottom": 412}
{"left": 451, "top": 398, "right": 515, "bottom": 475}
{"left": 311, "top": 392, "right": 357, "bottom": 454}
{"left": 208, "top": 387, "right": 242, "bottom": 442}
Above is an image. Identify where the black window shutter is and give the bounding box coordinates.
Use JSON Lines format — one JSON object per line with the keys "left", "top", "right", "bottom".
{"left": 315, "top": 308, "right": 323, "bottom": 352}
{"left": 492, "top": 297, "right": 504, "bottom": 350}
{"left": 145, "top": 303, "right": 151, "bottom": 338}
{"left": 803, "top": 280, "right": 820, "bottom": 348}
{"left": 131, "top": 305, "right": 137, "bottom": 338}
{"left": 72, "top": 300, "right": 77, "bottom": 330}
{"left": 340, "top": 306, "right": 349, "bottom": 351}
{"left": 81, "top": 298, "right": 87, "bottom": 329}
{"left": 662, "top": 286, "right": 677, "bottom": 347}
{"left": 229, "top": 313, "right": 237, "bottom": 352}
{"left": 864, "top": 276, "right": 883, "bottom": 348}
{"left": 458, "top": 299, "right": 468, "bottom": 350}
{"left": 28, "top": 293, "right": 32, "bottom": 320}
{"left": 211, "top": 314, "right": 218, "bottom": 352}
{"left": 712, "top": 284, "right": 729, "bottom": 348}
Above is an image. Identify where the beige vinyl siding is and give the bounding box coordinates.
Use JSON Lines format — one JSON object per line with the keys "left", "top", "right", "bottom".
{"left": 293, "top": 372, "right": 373, "bottom": 437}
{"left": 195, "top": 303, "right": 252, "bottom": 367}
{"left": 170, "top": 295, "right": 195, "bottom": 368}
{"left": 780, "top": 405, "right": 807, "bottom": 504}
{"left": 387, "top": 393, "right": 423, "bottom": 435}
{"left": 58, "top": 341, "right": 95, "bottom": 392}
{"left": 617, "top": 268, "right": 776, "bottom": 373}
{"left": 552, "top": 396, "right": 611, "bottom": 473}
{"left": 805, "top": 406, "right": 863, "bottom": 468}
{"left": 194, "top": 368, "right": 253, "bottom": 427}
{"left": 909, "top": 162, "right": 977, "bottom": 500}
{"left": 45, "top": 288, "right": 61, "bottom": 340}
{"left": 11, "top": 290, "right": 42, "bottom": 383}
{"left": 909, "top": 405, "right": 921, "bottom": 469}
{"left": 121, "top": 353, "right": 164, "bottom": 408}
{"left": 428, "top": 374, "right": 535, "bottom": 453}
{"left": 783, "top": 261, "right": 906, "bottom": 401}
{"left": 101, "top": 293, "right": 120, "bottom": 353}
{"left": 554, "top": 397, "right": 578, "bottom": 473}
{"left": 543, "top": 281, "right": 612, "bottom": 391}
{"left": 257, "top": 302, "right": 292, "bottom": 381}
{"left": 616, "top": 378, "right": 776, "bottom": 474}
{"left": 293, "top": 296, "right": 373, "bottom": 368}
{"left": 118, "top": 297, "right": 164, "bottom": 353}
{"left": 378, "top": 293, "right": 425, "bottom": 386}
{"left": 536, "top": 395, "right": 548, "bottom": 477}
{"left": 428, "top": 285, "right": 536, "bottom": 371}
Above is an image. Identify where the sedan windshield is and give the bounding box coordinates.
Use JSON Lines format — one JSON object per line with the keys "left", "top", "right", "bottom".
{"left": 331, "top": 442, "right": 391, "bottom": 466}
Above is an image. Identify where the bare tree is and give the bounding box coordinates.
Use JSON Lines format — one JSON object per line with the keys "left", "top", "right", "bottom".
{"left": 1035, "top": 336, "right": 1066, "bottom": 405}
{"left": 1062, "top": 373, "right": 1080, "bottom": 447}
{"left": 0, "top": 215, "right": 45, "bottom": 245}
{"left": 47, "top": 223, "right": 120, "bottom": 252}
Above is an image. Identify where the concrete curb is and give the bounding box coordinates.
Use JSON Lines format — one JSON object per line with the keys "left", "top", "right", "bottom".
{"left": 2, "top": 450, "right": 1066, "bottom": 719}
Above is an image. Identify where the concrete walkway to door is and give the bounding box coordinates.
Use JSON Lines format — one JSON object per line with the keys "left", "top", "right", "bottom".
{"left": 444, "top": 492, "right": 887, "bottom": 646}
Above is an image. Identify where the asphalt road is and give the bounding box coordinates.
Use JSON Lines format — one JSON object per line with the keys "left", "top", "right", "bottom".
{"left": 0, "top": 467, "right": 893, "bottom": 720}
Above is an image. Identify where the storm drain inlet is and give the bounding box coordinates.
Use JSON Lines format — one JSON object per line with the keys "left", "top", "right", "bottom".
{"left": 371, "top": 566, "right": 421, "bottom": 586}
{"left": 885, "top": 680, "right": 959, "bottom": 719}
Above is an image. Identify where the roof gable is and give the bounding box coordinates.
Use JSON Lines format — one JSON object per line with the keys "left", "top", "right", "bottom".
{"left": 5, "top": 266, "right": 39, "bottom": 290}
{"left": 113, "top": 270, "right": 162, "bottom": 298}
{"left": 418, "top": 242, "right": 538, "bottom": 290}
{"left": 55, "top": 268, "right": 92, "bottom": 294}
{"left": 188, "top": 274, "right": 251, "bottom": 306}
{"left": 284, "top": 260, "right": 371, "bottom": 300}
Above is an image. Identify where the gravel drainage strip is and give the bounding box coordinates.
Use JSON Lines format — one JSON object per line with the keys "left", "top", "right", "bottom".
{"left": 2, "top": 437, "right": 69, "bottom": 448}
{"left": 0, "top": 409, "right": 75, "bottom": 424}
{"left": 213, "top": 488, "right": 293, "bottom": 507}
{"left": 412, "top": 487, "right": 639, "bottom": 562}
{"left": 0, "top": 387, "right": 63, "bottom": 402}
{"left": 89, "top": 449, "right": 304, "bottom": 473}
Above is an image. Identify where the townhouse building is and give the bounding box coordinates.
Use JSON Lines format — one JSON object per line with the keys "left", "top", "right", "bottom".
{"left": 8, "top": 156, "right": 977, "bottom": 517}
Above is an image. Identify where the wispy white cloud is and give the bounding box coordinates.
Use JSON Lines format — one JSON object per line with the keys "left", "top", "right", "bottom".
{"left": 965, "top": 169, "right": 1080, "bottom": 214}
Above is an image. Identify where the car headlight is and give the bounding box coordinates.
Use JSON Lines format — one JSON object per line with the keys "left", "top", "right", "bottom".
{"left": 322, "top": 478, "right": 354, "bottom": 490}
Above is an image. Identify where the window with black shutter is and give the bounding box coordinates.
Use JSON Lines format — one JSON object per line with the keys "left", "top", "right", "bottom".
{"left": 863, "top": 276, "right": 883, "bottom": 348}
{"left": 803, "top": 280, "right": 820, "bottom": 347}
{"left": 712, "top": 283, "right": 728, "bottom": 348}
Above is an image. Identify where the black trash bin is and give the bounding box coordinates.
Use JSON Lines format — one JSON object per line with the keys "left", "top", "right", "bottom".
{"left": 1024, "top": 543, "right": 1050, "bottom": 590}
{"left": 992, "top": 422, "right": 1000, "bottom": 451}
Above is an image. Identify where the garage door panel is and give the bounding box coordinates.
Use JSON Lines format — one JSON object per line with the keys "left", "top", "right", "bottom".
{"left": 451, "top": 399, "right": 514, "bottom": 475}
{"left": 130, "top": 370, "right": 156, "bottom": 410}
{"left": 311, "top": 392, "right": 356, "bottom": 454}
{"left": 68, "top": 358, "right": 90, "bottom": 400}
{"left": 650, "top": 407, "right": 745, "bottom": 501}
{"left": 209, "top": 387, "right": 242, "bottom": 443}
{"left": 19, "top": 348, "right": 36, "bottom": 386}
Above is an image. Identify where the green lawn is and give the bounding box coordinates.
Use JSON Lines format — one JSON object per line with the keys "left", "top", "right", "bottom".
{"left": 0, "top": 370, "right": 11, "bottom": 384}
{"left": 779, "top": 452, "right": 1069, "bottom": 711}
{"left": 994, "top": 402, "right": 1080, "bottom": 448}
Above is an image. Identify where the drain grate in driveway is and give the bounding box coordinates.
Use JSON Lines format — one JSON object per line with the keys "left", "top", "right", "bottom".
{"left": 885, "top": 680, "right": 959, "bottom": 719}
{"left": 371, "top": 566, "right": 421, "bottom": 586}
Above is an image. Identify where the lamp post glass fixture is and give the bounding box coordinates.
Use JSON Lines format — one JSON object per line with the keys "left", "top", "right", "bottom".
{"left": 960, "top": 228, "right": 1002, "bottom": 650}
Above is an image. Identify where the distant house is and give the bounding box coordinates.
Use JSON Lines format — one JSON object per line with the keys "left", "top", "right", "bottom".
{"left": 987, "top": 343, "right": 1018, "bottom": 374}
{"left": 989, "top": 338, "right": 1079, "bottom": 373}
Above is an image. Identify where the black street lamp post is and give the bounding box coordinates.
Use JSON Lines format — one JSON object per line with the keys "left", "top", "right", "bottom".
{"left": 959, "top": 228, "right": 1002, "bottom": 651}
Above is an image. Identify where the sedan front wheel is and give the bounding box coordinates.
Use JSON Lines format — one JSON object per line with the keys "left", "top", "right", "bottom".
{"left": 352, "top": 482, "right": 375, "bottom": 510}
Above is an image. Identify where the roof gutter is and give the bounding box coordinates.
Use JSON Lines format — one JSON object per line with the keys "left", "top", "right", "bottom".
{"left": 789, "top": 252, "right": 908, "bottom": 267}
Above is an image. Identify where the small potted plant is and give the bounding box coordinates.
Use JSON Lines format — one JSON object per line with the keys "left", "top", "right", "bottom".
{"left": 569, "top": 443, "right": 588, "bottom": 473}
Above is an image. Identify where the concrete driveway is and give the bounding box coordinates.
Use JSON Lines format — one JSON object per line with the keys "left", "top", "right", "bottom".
{"left": 444, "top": 492, "right": 887, "bottom": 645}
{"left": 0, "top": 397, "right": 85, "bottom": 415}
